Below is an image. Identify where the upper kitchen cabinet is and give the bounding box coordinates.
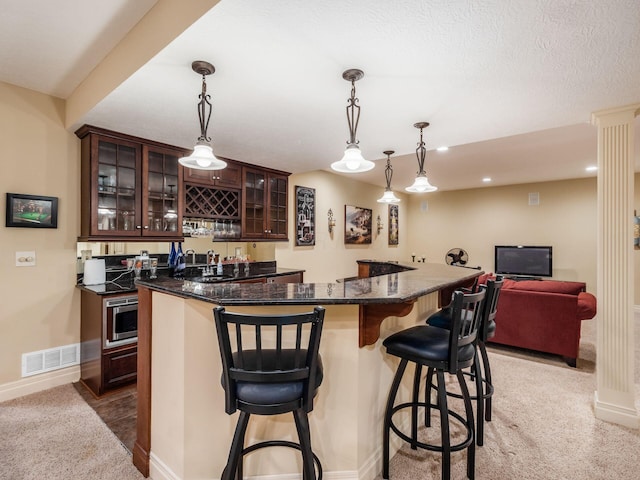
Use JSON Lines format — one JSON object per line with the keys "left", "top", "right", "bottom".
{"left": 75, "top": 125, "right": 185, "bottom": 241}
{"left": 242, "top": 166, "right": 289, "bottom": 240}
{"left": 183, "top": 158, "right": 242, "bottom": 189}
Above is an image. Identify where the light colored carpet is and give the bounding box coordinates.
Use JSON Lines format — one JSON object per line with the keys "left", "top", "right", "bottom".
{"left": 0, "top": 384, "right": 144, "bottom": 480}
{"left": 379, "top": 316, "right": 640, "bottom": 480}
{"left": 1, "top": 317, "right": 638, "bottom": 480}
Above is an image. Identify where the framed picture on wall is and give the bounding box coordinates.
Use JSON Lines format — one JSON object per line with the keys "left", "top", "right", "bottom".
{"left": 344, "top": 205, "right": 372, "bottom": 244}
{"left": 295, "top": 186, "right": 315, "bottom": 246}
{"left": 388, "top": 204, "right": 399, "bottom": 245}
{"left": 5, "top": 193, "right": 58, "bottom": 228}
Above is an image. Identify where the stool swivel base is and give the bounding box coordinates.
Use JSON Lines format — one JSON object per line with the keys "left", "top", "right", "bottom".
{"left": 383, "top": 358, "right": 475, "bottom": 480}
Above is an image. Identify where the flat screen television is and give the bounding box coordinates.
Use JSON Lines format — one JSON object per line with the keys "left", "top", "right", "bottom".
{"left": 494, "top": 245, "right": 553, "bottom": 278}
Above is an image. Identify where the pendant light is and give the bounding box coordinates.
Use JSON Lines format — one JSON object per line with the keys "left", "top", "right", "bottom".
{"left": 331, "top": 69, "right": 375, "bottom": 173}
{"left": 377, "top": 150, "right": 401, "bottom": 203}
{"left": 178, "top": 61, "right": 227, "bottom": 171}
{"left": 405, "top": 122, "right": 437, "bottom": 193}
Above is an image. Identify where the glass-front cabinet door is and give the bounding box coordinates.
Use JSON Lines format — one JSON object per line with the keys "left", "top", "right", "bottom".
{"left": 76, "top": 125, "right": 185, "bottom": 241}
{"left": 241, "top": 167, "right": 289, "bottom": 240}
{"left": 143, "top": 145, "right": 182, "bottom": 237}
{"left": 242, "top": 167, "right": 266, "bottom": 238}
{"left": 267, "top": 174, "right": 288, "bottom": 239}
{"left": 93, "top": 135, "right": 141, "bottom": 237}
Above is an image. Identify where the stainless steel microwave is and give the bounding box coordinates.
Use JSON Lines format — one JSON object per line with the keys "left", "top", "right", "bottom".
{"left": 104, "top": 295, "right": 138, "bottom": 347}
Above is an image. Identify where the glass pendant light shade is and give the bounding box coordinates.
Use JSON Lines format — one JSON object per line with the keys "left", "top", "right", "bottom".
{"left": 178, "top": 143, "right": 227, "bottom": 170}
{"left": 377, "top": 189, "right": 402, "bottom": 203}
{"left": 405, "top": 173, "right": 437, "bottom": 193}
{"left": 331, "top": 145, "right": 375, "bottom": 173}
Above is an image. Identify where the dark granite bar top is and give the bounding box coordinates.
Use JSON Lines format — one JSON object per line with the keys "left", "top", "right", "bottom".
{"left": 77, "top": 266, "right": 305, "bottom": 296}
{"left": 134, "top": 263, "right": 482, "bottom": 306}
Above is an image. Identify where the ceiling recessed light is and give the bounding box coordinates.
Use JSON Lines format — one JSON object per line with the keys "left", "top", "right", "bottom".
{"left": 585, "top": 165, "right": 598, "bottom": 172}
{"left": 436, "top": 146, "right": 449, "bottom": 152}
{"left": 482, "top": 177, "right": 492, "bottom": 183}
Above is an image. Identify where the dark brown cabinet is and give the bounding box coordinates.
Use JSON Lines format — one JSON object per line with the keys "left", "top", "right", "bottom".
{"left": 76, "top": 125, "right": 185, "bottom": 241}
{"left": 80, "top": 290, "right": 137, "bottom": 397}
{"left": 183, "top": 158, "right": 242, "bottom": 189}
{"left": 242, "top": 166, "right": 289, "bottom": 240}
{"left": 266, "top": 272, "right": 303, "bottom": 283}
{"left": 235, "top": 272, "right": 303, "bottom": 284}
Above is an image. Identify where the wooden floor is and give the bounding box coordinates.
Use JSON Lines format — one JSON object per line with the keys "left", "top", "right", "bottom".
{"left": 73, "top": 382, "right": 137, "bottom": 453}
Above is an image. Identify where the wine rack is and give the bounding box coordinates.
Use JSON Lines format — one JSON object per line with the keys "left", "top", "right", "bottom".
{"left": 184, "top": 184, "right": 240, "bottom": 219}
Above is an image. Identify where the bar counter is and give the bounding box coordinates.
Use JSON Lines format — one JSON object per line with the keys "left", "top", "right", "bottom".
{"left": 132, "top": 262, "right": 482, "bottom": 479}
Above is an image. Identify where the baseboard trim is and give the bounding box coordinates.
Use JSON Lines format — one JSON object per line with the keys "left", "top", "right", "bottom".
{"left": 150, "top": 450, "right": 360, "bottom": 480}
{"left": 149, "top": 452, "right": 180, "bottom": 480}
{"left": 358, "top": 448, "right": 382, "bottom": 480}
{"left": 594, "top": 391, "right": 640, "bottom": 429}
{"left": 0, "top": 366, "right": 80, "bottom": 403}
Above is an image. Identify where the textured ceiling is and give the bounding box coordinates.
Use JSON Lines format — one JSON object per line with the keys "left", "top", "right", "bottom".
{"left": 0, "top": 0, "right": 157, "bottom": 98}
{"left": 3, "top": 0, "right": 640, "bottom": 191}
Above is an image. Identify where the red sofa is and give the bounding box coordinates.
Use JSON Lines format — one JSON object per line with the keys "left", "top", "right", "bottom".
{"left": 477, "top": 274, "right": 597, "bottom": 367}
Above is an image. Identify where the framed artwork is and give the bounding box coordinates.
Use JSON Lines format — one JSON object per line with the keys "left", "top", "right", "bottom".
{"left": 6, "top": 193, "right": 58, "bottom": 228}
{"left": 295, "top": 186, "right": 315, "bottom": 246}
{"left": 344, "top": 205, "right": 372, "bottom": 244}
{"left": 388, "top": 204, "right": 399, "bottom": 245}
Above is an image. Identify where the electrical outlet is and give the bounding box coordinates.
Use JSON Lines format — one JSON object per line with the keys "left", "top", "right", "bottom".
{"left": 16, "top": 251, "right": 36, "bottom": 267}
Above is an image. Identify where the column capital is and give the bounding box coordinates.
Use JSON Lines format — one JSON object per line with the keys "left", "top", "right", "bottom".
{"left": 591, "top": 103, "right": 640, "bottom": 127}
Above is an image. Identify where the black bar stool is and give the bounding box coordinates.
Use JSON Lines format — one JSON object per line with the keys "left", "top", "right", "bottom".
{"left": 425, "top": 276, "right": 504, "bottom": 445}
{"left": 214, "top": 306, "right": 325, "bottom": 480}
{"left": 382, "top": 288, "right": 486, "bottom": 480}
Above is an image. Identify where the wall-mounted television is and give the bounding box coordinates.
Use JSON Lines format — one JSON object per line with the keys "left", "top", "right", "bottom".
{"left": 494, "top": 245, "right": 553, "bottom": 278}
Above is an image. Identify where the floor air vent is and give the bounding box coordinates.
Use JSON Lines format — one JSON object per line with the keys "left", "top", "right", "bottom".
{"left": 21, "top": 343, "right": 80, "bottom": 377}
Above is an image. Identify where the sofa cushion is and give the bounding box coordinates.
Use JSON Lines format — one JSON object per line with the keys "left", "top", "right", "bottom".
{"left": 477, "top": 274, "right": 586, "bottom": 295}
{"left": 501, "top": 279, "right": 586, "bottom": 295}
{"left": 577, "top": 292, "right": 597, "bottom": 320}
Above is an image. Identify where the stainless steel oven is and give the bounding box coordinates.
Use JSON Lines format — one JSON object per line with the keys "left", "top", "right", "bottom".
{"left": 104, "top": 295, "right": 138, "bottom": 348}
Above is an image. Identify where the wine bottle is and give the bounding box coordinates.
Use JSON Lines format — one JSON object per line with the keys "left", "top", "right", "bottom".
{"left": 168, "top": 242, "right": 177, "bottom": 276}
{"left": 175, "top": 242, "right": 186, "bottom": 276}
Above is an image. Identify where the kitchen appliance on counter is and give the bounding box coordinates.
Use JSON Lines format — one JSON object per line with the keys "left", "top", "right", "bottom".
{"left": 83, "top": 258, "right": 106, "bottom": 285}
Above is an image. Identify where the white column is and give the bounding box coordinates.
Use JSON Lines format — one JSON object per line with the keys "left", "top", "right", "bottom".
{"left": 592, "top": 104, "right": 640, "bottom": 428}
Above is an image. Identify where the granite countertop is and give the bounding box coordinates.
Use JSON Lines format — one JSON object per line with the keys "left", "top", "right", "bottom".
{"left": 134, "top": 263, "right": 483, "bottom": 306}
{"left": 77, "top": 267, "right": 305, "bottom": 296}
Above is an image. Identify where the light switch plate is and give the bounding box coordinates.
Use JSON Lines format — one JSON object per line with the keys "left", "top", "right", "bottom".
{"left": 16, "top": 251, "right": 36, "bottom": 267}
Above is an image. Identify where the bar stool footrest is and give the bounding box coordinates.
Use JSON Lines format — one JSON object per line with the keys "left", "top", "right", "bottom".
{"left": 241, "top": 440, "right": 323, "bottom": 480}
{"left": 429, "top": 373, "right": 495, "bottom": 402}
{"left": 390, "top": 401, "right": 474, "bottom": 453}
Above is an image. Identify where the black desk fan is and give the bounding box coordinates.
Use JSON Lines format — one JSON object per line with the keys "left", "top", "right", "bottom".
{"left": 445, "top": 248, "right": 469, "bottom": 267}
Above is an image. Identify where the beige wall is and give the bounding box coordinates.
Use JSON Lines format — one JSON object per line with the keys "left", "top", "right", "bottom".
{"left": 0, "top": 82, "right": 81, "bottom": 385}
{"left": 277, "top": 172, "right": 601, "bottom": 293}
{"left": 276, "top": 170, "right": 410, "bottom": 283}
{"left": 405, "top": 178, "right": 599, "bottom": 292}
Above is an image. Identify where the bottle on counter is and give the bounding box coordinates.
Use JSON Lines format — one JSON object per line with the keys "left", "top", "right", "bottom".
{"left": 174, "top": 242, "right": 186, "bottom": 277}
{"left": 217, "top": 256, "right": 223, "bottom": 276}
{"left": 168, "top": 242, "right": 177, "bottom": 277}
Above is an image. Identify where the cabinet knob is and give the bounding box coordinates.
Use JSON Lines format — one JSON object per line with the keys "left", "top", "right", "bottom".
{"left": 143, "top": 225, "right": 149, "bottom": 229}
{"left": 136, "top": 225, "right": 142, "bottom": 230}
